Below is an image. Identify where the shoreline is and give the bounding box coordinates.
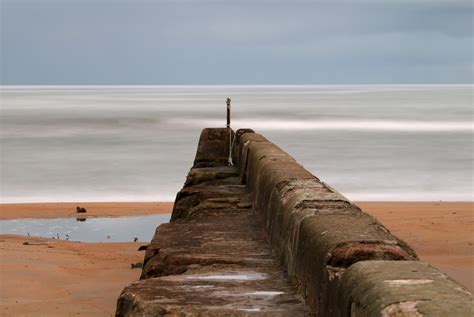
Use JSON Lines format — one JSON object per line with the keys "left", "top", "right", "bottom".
{"left": 1, "top": 200, "right": 472, "bottom": 219}
{"left": 0, "top": 202, "right": 174, "bottom": 219}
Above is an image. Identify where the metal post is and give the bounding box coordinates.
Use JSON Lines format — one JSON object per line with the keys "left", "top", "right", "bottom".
{"left": 226, "top": 97, "right": 231, "bottom": 128}
{"left": 226, "top": 97, "right": 233, "bottom": 166}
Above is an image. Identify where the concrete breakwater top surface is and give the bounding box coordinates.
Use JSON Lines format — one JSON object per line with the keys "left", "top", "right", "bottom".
{"left": 116, "top": 128, "right": 473, "bottom": 316}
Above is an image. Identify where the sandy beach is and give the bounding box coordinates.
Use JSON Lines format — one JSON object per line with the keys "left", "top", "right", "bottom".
{"left": 0, "top": 202, "right": 174, "bottom": 220}
{"left": 0, "top": 201, "right": 472, "bottom": 316}
{"left": 0, "top": 235, "right": 143, "bottom": 317}
{"left": 358, "top": 201, "right": 474, "bottom": 292}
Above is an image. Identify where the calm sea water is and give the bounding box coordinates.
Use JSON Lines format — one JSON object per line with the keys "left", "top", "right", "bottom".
{"left": 0, "top": 214, "right": 170, "bottom": 242}
{"left": 1, "top": 85, "right": 472, "bottom": 202}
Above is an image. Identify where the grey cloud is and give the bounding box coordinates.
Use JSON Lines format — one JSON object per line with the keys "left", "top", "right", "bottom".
{"left": 1, "top": 0, "right": 472, "bottom": 84}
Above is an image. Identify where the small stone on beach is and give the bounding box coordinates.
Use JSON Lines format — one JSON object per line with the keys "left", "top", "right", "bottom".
{"left": 130, "top": 262, "right": 143, "bottom": 269}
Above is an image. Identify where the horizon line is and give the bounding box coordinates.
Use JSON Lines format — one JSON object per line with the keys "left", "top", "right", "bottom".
{"left": 1, "top": 83, "right": 473, "bottom": 88}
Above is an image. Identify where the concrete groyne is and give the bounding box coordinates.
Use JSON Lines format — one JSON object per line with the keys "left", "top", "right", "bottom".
{"left": 116, "top": 128, "right": 473, "bottom": 316}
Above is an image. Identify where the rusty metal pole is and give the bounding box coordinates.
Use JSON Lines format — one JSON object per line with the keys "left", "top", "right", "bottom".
{"left": 226, "top": 97, "right": 231, "bottom": 128}
{"left": 226, "top": 97, "right": 233, "bottom": 166}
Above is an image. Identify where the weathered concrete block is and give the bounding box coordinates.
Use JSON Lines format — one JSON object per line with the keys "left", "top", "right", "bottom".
{"left": 260, "top": 179, "right": 350, "bottom": 249}
{"left": 184, "top": 166, "right": 240, "bottom": 187}
{"left": 236, "top": 133, "right": 273, "bottom": 183}
{"left": 170, "top": 184, "right": 248, "bottom": 221}
{"left": 263, "top": 184, "right": 358, "bottom": 280}
{"left": 118, "top": 265, "right": 311, "bottom": 317}
{"left": 194, "top": 128, "right": 234, "bottom": 168}
{"left": 141, "top": 211, "right": 276, "bottom": 280}
{"left": 231, "top": 128, "right": 255, "bottom": 166}
{"left": 336, "top": 261, "right": 474, "bottom": 316}
{"left": 295, "top": 213, "right": 417, "bottom": 315}
{"left": 246, "top": 154, "right": 314, "bottom": 212}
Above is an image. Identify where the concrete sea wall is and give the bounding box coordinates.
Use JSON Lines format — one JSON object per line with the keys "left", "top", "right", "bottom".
{"left": 233, "top": 130, "right": 473, "bottom": 316}
{"left": 116, "top": 128, "right": 473, "bottom": 316}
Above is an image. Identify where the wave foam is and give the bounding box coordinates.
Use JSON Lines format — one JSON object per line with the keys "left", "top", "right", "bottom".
{"left": 0, "top": 194, "right": 177, "bottom": 204}
{"left": 177, "top": 118, "right": 473, "bottom": 132}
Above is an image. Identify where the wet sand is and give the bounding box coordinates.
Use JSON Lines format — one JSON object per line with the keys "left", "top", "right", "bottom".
{"left": 0, "top": 201, "right": 472, "bottom": 316}
{"left": 0, "top": 202, "right": 174, "bottom": 219}
{"left": 0, "top": 235, "right": 144, "bottom": 317}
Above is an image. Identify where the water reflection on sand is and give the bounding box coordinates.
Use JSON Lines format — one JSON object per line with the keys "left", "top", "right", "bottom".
{"left": 0, "top": 214, "right": 170, "bottom": 242}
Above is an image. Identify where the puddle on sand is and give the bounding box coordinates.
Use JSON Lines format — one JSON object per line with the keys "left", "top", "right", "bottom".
{"left": 0, "top": 214, "right": 170, "bottom": 242}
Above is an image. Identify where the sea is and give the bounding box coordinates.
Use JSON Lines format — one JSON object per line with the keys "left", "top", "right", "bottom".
{"left": 1, "top": 85, "right": 472, "bottom": 203}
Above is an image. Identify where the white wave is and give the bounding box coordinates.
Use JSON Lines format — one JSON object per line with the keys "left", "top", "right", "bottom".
{"left": 0, "top": 193, "right": 177, "bottom": 204}
{"left": 175, "top": 118, "right": 474, "bottom": 132}
{"left": 2, "top": 191, "right": 471, "bottom": 203}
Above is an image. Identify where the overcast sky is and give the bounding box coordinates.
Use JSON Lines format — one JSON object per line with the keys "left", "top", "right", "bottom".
{"left": 1, "top": 0, "right": 473, "bottom": 84}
